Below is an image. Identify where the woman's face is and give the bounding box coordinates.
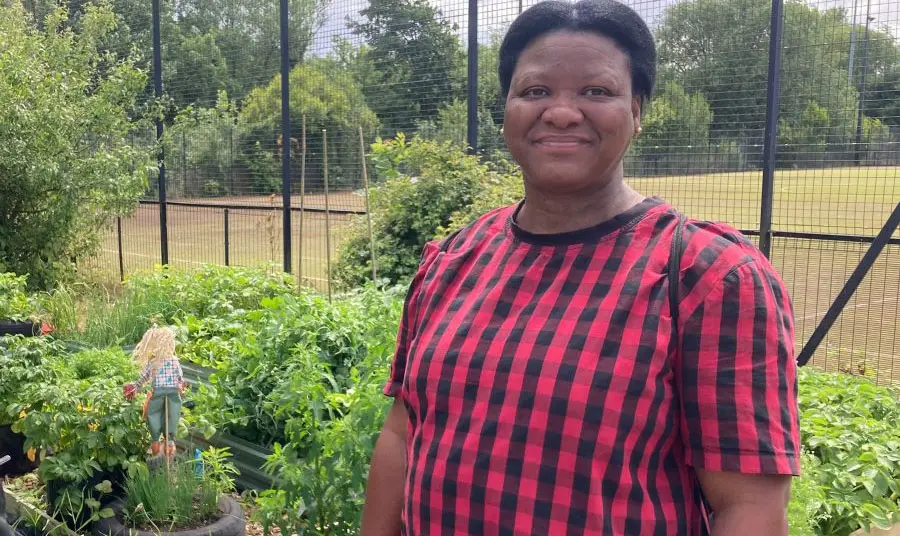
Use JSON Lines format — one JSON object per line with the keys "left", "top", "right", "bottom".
{"left": 503, "top": 31, "right": 641, "bottom": 195}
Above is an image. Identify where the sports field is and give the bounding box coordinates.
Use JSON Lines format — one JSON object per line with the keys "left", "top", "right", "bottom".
{"left": 83, "top": 166, "right": 900, "bottom": 384}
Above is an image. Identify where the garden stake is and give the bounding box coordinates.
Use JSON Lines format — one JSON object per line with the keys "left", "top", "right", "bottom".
{"left": 323, "top": 129, "right": 332, "bottom": 302}
{"left": 164, "top": 395, "right": 170, "bottom": 472}
{"left": 298, "top": 114, "right": 307, "bottom": 286}
{"left": 359, "top": 125, "right": 377, "bottom": 283}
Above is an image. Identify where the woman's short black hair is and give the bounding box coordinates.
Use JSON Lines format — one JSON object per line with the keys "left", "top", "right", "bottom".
{"left": 499, "top": 0, "right": 657, "bottom": 108}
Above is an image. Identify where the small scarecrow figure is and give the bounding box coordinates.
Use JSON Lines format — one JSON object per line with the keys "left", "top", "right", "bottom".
{"left": 123, "top": 325, "right": 186, "bottom": 461}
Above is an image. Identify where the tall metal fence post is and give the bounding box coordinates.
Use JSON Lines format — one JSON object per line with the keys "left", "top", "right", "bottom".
{"left": 466, "top": 0, "right": 478, "bottom": 155}
{"left": 758, "top": 0, "right": 785, "bottom": 258}
{"left": 151, "top": 0, "right": 168, "bottom": 265}
{"left": 853, "top": 0, "right": 872, "bottom": 166}
{"left": 224, "top": 208, "right": 230, "bottom": 266}
{"left": 279, "top": 0, "right": 292, "bottom": 274}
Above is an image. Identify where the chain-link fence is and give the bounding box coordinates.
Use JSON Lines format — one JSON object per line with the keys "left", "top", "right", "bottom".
{"left": 70, "top": 0, "right": 898, "bottom": 383}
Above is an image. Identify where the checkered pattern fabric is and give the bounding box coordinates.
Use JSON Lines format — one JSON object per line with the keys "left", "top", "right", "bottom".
{"left": 385, "top": 197, "right": 800, "bottom": 536}
{"left": 136, "top": 357, "right": 185, "bottom": 390}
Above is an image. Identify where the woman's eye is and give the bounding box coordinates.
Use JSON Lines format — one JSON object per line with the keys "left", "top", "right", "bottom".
{"left": 584, "top": 88, "right": 609, "bottom": 97}
{"left": 523, "top": 87, "right": 549, "bottom": 98}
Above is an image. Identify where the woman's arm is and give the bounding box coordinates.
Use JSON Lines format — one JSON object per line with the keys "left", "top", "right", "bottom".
{"left": 360, "top": 399, "right": 408, "bottom": 536}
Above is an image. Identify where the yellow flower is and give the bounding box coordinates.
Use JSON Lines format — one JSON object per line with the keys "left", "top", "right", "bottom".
{"left": 19, "top": 410, "right": 26, "bottom": 419}
{"left": 88, "top": 422, "right": 99, "bottom": 432}
{"left": 26, "top": 448, "right": 36, "bottom": 462}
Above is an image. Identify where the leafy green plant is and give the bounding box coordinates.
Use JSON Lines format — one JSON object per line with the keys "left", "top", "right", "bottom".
{"left": 798, "top": 368, "right": 900, "bottom": 534}
{"left": 333, "top": 134, "right": 522, "bottom": 289}
{"left": 51, "top": 479, "right": 116, "bottom": 532}
{"left": 787, "top": 452, "right": 827, "bottom": 536}
{"left": 42, "top": 264, "right": 295, "bottom": 347}
{"left": 14, "top": 375, "right": 148, "bottom": 486}
{"left": 0, "top": 335, "right": 68, "bottom": 426}
{"left": 0, "top": 272, "right": 33, "bottom": 321}
{"left": 255, "top": 332, "right": 394, "bottom": 536}
{"left": 183, "top": 285, "right": 403, "bottom": 447}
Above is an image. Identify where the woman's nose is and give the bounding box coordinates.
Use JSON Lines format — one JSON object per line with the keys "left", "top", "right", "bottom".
{"left": 541, "top": 97, "right": 584, "bottom": 129}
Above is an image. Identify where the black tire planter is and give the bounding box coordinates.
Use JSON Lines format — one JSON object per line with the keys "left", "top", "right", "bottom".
{"left": 0, "top": 321, "right": 40, "bottom": 338}
{"left": 92, "top": 496, "right": 244, "bottom": 536}
{"left": 0, "top": 426, "right": 37, "bottom": 477}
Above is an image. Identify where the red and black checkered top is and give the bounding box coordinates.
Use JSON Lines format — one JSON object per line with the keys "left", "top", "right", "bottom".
{"left": 385, "top": 197, "right": 800, "bottom": 536}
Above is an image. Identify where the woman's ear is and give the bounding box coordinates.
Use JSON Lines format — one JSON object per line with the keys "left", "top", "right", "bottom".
{"left": 632, "top": 97, "right": 642, "bottom": 137}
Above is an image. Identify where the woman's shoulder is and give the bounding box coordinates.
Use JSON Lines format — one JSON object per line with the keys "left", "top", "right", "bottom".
{"left": 672, "top": 210, "right": 784, "bottom": 297}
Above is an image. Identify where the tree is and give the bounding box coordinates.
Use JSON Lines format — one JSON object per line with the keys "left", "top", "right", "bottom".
{"left": 656, "top": 0, "right": 863, "bottom": 153}
{"left": 349, "top": 0, "right": 465, "bottom": 137}
{"left": 630, "top": 82, "right": 714, "bottom": 174}
{"left": 238, "top": 57, "right": 379, "bottom": 192}
{"left": 175, "top": 0, "right": 330, "bottom": 101}
{"left": 0, "top": 1, "right": 154, "bottom": 288}
{"left": 865, "top": 70, "right": 900, "bottom": 128}
{"left": 21, "top": 0, "right": 331, "bottom": 107}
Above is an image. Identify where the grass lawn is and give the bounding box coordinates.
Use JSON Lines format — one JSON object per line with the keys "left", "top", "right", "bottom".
{"left": 81, "top": 166, "right": 900, "bottom": 384}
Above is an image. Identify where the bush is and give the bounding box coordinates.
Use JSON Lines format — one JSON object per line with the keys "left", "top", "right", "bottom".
{"left": 182, "top": 284, "right": 403, "bottom": 448}
{"left": 0, "top": 1, "right": 154, "bottom": 289}
{"left": 333, "top": 134, "right": 522, "bottom": 289}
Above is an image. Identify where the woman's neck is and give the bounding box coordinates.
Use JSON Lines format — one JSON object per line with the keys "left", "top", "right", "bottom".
{"left": 516, "top": 178, "right": 645, "bottom": 235}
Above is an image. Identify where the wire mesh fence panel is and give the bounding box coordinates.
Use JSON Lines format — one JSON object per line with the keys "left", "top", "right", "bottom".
{"left": 773, "top": 0, "right": 900, "bottom": 239}
{"left": 773, "top": 238, "right": 900, "bottom": 385}
{"left": 56, "top": 0, "right": 899, "bottom": 381}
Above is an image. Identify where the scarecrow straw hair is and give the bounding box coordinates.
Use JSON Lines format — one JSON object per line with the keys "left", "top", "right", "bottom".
{"left": 133, "top": 325, "right": 176, "bottom": 371}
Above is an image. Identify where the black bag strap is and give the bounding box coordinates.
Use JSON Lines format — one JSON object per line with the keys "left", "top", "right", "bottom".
{"left": 668, "top": 215, "right": 713, "bottom": 536}
{"left": 668, "top": 215, "right": 687, "bottom": 329}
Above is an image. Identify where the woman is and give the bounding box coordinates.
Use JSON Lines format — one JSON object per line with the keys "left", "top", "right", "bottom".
{"left": 362, "top": 1, "right": 800, "bottom": 535}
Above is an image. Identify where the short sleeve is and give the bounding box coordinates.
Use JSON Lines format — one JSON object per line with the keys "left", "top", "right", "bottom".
{"left": 676, "top": 259, "right": 800, "bottom": 476}
{"left": 384, "top": 241, "right": 442, "bottom": 399}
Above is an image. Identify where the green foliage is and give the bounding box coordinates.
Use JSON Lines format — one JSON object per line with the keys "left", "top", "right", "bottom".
{"left": 0, "top": 272, "right": 33, "bottom": 321}
{"left": 654, "top": 0, "right": 896, "bottom": 165}
{"left": 349, "top": 0, "right": 465, "bottom": 136}
{"left": 798, "top": 368, "right": 900, "bottom": 534}
{"left": 122, "top": 454, "right": 233, "bottom": 530}
{"left": 165, "top": 92, "right": 240, "bottom": 197}
{"left": 239, "top": 57, "right": 379, "bottom": 191}
{"left": 333, "top": 135, "right": 522, "bottom": 288}
{"left": 787, "top": 452, "right": 827, "bottom": 536}
{"left": 182, "top": 285, "right": 403, "bottom": 448}
{"left": 630, "top": 82, "right": 715, "bottom": 175}
{"left": 0, "top": 1, "right": 154, "bottom": 289}
{"left": 13, "top": 359, "right": 146, "bottom": 485}
{"left": 0, "top": 336, "right": 68, "bottom": 426}
{"left": 50, "top": 479, "right": 116, "bottom": 533}
{"left": 46, "top": 264, "right": 295, "bottom": 347}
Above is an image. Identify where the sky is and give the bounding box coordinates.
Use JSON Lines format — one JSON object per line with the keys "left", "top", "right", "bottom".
{"left": 308, "top": 0, "right": 899, "bottom": 56}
